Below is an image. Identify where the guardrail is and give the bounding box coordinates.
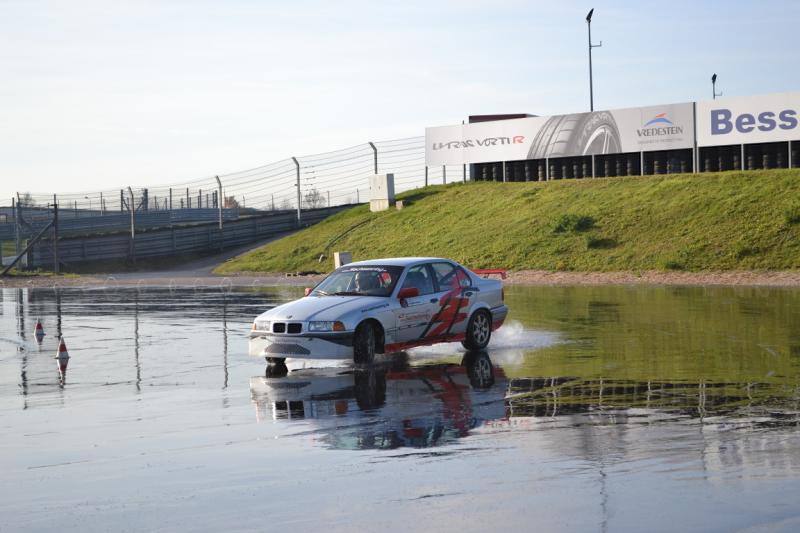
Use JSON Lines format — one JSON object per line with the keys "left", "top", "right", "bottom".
{"left": 0, "top": 208, "right": 243, "bottom": 241}
{"left": 28, "top": 205, "right": 349, "bottom": 268}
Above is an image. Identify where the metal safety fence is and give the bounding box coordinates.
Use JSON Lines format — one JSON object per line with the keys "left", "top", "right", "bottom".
{"left": 29, "top": 206, "right": 349, "bottom": 269}
{"left": 2, "top": 135, "right": 462, "bottom": 216}
{"left": 1, "top": 135, "right": 476, "bottom": 270}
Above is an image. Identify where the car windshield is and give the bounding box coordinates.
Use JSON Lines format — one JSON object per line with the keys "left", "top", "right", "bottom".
{"left": 312, "top": 265, "right": 404, "bottom": 297}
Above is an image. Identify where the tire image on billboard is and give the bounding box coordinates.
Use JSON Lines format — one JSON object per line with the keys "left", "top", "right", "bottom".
{"left": 527, "top": 111, "right": 621, "bottom": 159}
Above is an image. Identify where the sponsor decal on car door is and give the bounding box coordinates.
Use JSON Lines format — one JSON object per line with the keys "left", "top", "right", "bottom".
{"left": 420, "top": 264, "right": 472, "bottom": 340}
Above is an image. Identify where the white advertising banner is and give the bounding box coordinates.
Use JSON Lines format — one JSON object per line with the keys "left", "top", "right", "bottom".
{"left": 426, "top": 102, "right": 695, "bottom": 166}
{"left": 696, "top": 92, "right": 800, "bottom": 147}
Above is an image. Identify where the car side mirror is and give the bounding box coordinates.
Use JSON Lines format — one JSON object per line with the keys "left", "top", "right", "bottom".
{"left": 398, "top": 287, "right": 419, "bottom": 299}
{"left": 304, "top": 287, "right": 313, "bottom": 296}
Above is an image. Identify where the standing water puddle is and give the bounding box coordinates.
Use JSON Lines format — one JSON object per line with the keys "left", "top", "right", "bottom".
{"left": 1, "top": 285, "right": 799, "bottom": 532}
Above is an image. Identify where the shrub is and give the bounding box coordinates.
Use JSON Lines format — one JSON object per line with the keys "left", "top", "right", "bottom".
{"left": 785, "top": 206, "right": 800, "bottom": 225}
{"left": 553, "top": 214, "right": 595, "bottom": 233}
{"left": 735, "top": 245, "right": 760, "bottom": 259}
{"left": 586, "top": 235, "right": 617, "bottom": 250}
{"left": 663, "top": 260, "right": 685, "bottom": 271}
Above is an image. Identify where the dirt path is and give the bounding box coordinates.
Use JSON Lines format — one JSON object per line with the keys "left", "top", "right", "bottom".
{"left": 505, "top": 270, "right": 800, "bottom": 287}
{"left": 3, "top": 267, "right": 800, "bottom": 289}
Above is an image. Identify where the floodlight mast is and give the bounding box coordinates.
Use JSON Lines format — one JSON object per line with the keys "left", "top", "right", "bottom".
{"left": 587, "top": 8, "right": 602, "bottom": 111}
{"left": 712, "top": 73, "right": 722, "bottom": 99}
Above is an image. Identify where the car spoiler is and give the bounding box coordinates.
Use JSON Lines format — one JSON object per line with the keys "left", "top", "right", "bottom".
{"left": 471, "top": 268, "right": 507, "bottom": 279}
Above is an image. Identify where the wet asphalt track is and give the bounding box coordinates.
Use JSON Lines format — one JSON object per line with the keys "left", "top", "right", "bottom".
{"left": 2, "top": 285, "right": 800, "bottom": 532}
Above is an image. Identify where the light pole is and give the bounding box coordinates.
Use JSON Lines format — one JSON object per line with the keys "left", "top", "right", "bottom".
{"left": 712, "top": 73, "right": 722, "bottom": 99}
{"left": 586, "top": 8, "right": 602, "bottom": 112}
{"left": 84, "top": 196, "right": 91, "bottom": 212}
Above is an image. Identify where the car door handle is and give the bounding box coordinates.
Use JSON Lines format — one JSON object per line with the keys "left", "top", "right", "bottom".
{"left": 430, "top": 298, "right": 438, "bottom": 303}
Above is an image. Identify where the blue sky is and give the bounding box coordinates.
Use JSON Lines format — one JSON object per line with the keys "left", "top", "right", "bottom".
{"left": 1, "top": 0, "right": 798, "bottom": 200}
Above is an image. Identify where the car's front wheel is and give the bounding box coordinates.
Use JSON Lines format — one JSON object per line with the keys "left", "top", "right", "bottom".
{"left": 462, "top": 309, "right": 492, "bottom": 350}
{"left": 353, "top": 322, "right": 377, "bottom": 365}
{"left": 265, "top": 360, "right": 288, "bottom": 378}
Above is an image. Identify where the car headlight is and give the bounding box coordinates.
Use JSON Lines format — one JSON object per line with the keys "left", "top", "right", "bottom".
{"left": 307, "top": 321, "right": 345, "bottom": 332}
{"left": 254, "top": 320, "right": 271, "bottom": 332}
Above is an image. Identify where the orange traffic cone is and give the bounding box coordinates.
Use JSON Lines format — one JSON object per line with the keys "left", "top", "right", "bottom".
{"left": 34, "top": 318, "right": 45, "bottom": 343}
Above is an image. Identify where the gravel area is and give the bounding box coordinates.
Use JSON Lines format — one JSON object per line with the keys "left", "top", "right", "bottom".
{"left": 3, "top": 269, "right": 800, "bottom": 288}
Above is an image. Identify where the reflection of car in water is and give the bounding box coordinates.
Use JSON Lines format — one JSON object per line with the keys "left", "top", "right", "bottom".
{"left": 249, "top": 352, "right": 508, "bottom": 450}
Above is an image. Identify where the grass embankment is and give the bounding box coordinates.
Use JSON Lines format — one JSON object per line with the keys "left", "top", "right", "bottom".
{"left": 215, "top": 169, "right": 800, "bottom": 274}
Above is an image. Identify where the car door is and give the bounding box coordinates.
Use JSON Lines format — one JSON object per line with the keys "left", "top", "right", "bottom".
{"left": 424, "top": 261, "right": 474, "bottom": 339}
{"left": 394, "top": 264, "right": 439, "bottom": 343}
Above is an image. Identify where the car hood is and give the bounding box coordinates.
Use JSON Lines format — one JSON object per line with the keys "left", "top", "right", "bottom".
{"left": 258, "top": 295, "right": 389, "bottom": 322}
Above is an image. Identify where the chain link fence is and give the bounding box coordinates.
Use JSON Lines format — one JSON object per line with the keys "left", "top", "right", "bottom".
{"left": 4, "top": 135, "right": 473, "bottom": 215}
{"left": 1, "top": 135, "right": 474, "bottom": 269}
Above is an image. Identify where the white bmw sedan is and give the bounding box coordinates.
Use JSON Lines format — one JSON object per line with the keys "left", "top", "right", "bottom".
{"left": 249, "top": 257, "right": 508, "bottom": 365}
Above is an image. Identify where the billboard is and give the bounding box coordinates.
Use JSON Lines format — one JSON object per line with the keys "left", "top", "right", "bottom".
{"left": 696, "top": 92, "right": 800, "bottom": 147}
{"left": 426, "top": 102, "right": 695, "bottom": 166}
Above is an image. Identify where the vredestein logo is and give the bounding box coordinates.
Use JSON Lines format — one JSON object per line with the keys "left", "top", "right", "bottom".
{"left": 637, "top": 112, "right": 684, "bottom": 137}
{"left": 432, "top": 135, "right": 525, "bottom": 150}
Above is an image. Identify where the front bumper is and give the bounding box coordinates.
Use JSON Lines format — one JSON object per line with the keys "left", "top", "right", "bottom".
{"left": 249, "top": 331, "right": 355, "bottom": 360}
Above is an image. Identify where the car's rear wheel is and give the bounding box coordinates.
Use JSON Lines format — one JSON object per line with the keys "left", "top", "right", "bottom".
{"left": 463, "top": 351, "right": 495, "bottom": 390}
{"left": 462, "top": 310, "right": 492, "bottom": 350}
{"left": 353, "top": 322, "right": 377, "bottom": 365}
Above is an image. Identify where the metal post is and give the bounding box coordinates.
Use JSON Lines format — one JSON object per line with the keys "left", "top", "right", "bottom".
{"left": 425, "top": 166, "right": 429, "bottom": 187}
{"left": 214, "top": 176, "right": 223, "bottom": 231}
{"left": 186, "top": 188, "right": 189, "bottom": 209}
{"left": 120, "top": 190, "right": 124, "bottom": 212}
{"left": 52, "top": 195, "right": 59, "bottom": 274}
{"left": 368, "top": 142, "right": 378, "bottom": 174}
{"left": 591, "top": 154, "right": 596, "bottom": 178}
{"left": 271, "top": 193, "right": 275, "bottom": 211}
{"left": 443, "top": 165, "right": 446, "bottom": 185}
{"left": 214, "top": 176, "right": 223, "bottom": 251}
{"left": 463, "top": 164, "right": 467, "bottom": 183}
{"left": 640, "top": 152, "right": 644, "bottom": 176}
{"left": 169, "top": 188, "right": 173, "bottom": 210}
{"left": 99, "top": 192, "right": 104, "bottom": 215}
{"left": 127, "top": 187, "right": 136, "bottom": 264}
{"left": 198, "top": 189, "right": 202, "bottom": 209}
{"left": 586, "top": 9, "right": 602, "bottom": 112}
{"left": 789, "top": 141, "right": 793, "bottom": 169}
{"left": 502, "top": 161, "right": 507, "bottom": 182}
{"left": 13, "top": 196, "right": 20, "bottom": 257}
{"left": 741, "top": 144, "right": 745, "bottom": 170}
{"left": 292, "top": 157, "right": 301, "bottom": 226}
{"left": 545, "top": 158, "right": 550, "bottom": 181}
{"left": 692, "top": 101, "right": 698, "bottom": 173}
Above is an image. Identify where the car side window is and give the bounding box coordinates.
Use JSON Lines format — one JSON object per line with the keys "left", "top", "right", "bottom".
{"left": 431, "top": 262, "right": 471, "bottom": 290}
{"left": 400, "top": 265, "right": 435, "bottom": 295}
